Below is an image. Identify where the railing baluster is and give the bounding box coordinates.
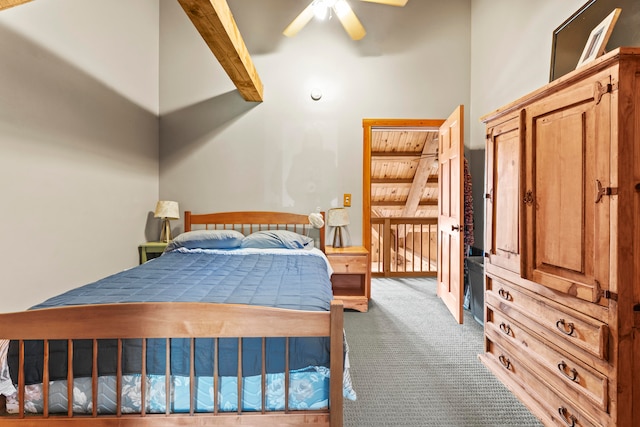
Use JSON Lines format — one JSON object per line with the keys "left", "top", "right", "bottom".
{"left": 190, "top": 337, "right": 195, "bottom": 415}
{"left": 116, "top": 339, "right": 122, "bottom": 417}
{"left": 237, "top": 338, "right": 242, "bottom": 414}
{"left": 67, "top": 339, "right": 73, "bottom": 417}
{"left": 165, "top": 338, "right": 170, "bottom": 415}
{"left": 141, "top": 339, "right": 147, "bottom": 416}
{"left": 213, "top": 338, "right": 219, "bottom": 414}
{"left": 18, "top": 340, "right": 24, "bottom": 418}
{"left": 92, "top": 339, "right": 98, "bottom": 417}
{"left": 261, "top": 337, "right": 266, "bottom": 413}
{"left": 372, "top": 217, "right": 438, "bottom": 276}
{"left": 284, "top": 337, "right": 290, "bottom": 413}
{"left": 43, "top": 340, "right": 49, "bottom": 418}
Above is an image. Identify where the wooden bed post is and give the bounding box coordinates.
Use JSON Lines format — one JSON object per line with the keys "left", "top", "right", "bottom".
{"left": 184, "top": 210, "right": 192, "bottom": 232}
{"left": 329, "top": 299, "right": 344, "bottom": 427}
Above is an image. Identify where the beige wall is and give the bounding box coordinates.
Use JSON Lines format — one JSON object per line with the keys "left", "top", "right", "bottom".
{"left": 158, "top": 0, "right": 472, "bottom": 245}
{"left": 468, "top": 0, "right": 587, "bottom": 248}
{"left": 0, "top": 0, "right": 159, "bottom": 312}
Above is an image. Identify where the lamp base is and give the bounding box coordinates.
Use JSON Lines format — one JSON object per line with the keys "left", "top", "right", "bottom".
{"left": 332, "top": 226, "right": 344, "bottom": 248}
{"left": 160, "top": 218, "right": 173, "bottom": 243}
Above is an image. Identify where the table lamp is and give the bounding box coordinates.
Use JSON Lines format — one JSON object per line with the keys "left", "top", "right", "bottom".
{"left": 155, "top": 200, "right": 180, "bottom": 243}
{"left": 327, "top": 207, "right": 349, "bottom": 248}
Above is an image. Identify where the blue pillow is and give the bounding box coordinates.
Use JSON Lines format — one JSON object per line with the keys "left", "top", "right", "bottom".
{"left": 166, "top": 230, "right": 245, "bottom": 251}
{"left": 241, "top": 230, "right": 314, "bottom": 250}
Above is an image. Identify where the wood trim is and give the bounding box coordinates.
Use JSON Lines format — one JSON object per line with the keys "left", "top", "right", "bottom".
{"left": 176, "top": 0, "right": 264, "bottom": 102}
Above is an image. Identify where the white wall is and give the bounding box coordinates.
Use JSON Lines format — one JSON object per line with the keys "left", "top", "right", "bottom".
{"left": 0, "top": 0, "right": 159, "bottom": 312}
{"left": 159, "top": 0, "right": 472, "bottom": 244}
{"left": 468, "top": 0, "right": 586, "bottom": 249}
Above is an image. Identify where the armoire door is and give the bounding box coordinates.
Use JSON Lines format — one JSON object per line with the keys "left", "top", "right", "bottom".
{"left": 523, "top": 73, "right": 612, "bottom": 304}
{"left": 437, "top": 105, "right": 464, "bottom": 323}
{"left": 485, "top": 114, "right": 522, "bottom": 274}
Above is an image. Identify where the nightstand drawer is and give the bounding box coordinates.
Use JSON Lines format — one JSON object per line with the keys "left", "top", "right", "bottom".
{"left": 329, "top": 255, "right": 368, "bottom": 274}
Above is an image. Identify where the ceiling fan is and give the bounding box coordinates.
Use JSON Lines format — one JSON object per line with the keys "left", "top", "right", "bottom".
{"left": 283, "top": 0, "right": 408, "bottom": 41}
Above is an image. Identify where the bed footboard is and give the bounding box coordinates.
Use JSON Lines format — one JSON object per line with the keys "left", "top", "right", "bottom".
{"left": 0, "top": 300, "right": 344, "bottom": 426}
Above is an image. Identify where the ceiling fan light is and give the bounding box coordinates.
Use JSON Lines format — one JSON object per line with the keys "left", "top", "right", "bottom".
{"left": 312, "top": 0, "right": 330, "bottom": 20}
{"left": 333, "top": 0, "right": 351, "bottom": 18}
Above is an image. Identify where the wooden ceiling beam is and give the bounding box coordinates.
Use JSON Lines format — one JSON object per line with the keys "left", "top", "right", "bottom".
{"left": 372, "top": 200, "right": 438, "bottom": 207}
{"left": 402, "top": 132, "right": 438, "bottom": 217}
{"left": 372, "top": 177, "right": 438, "bottom": 186}
{"left": 0, "top": 0, "right": 32, "bottom": 11}
{"left": 177, "top": 0, "right": 263, "bottom": 102}
{"left": 1, "top": 0, "right": 264, "bottom": 102}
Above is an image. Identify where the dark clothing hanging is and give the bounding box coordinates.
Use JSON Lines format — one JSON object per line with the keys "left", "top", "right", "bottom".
{"left": 464, "top": 157, "right": 474, "bottom": 254}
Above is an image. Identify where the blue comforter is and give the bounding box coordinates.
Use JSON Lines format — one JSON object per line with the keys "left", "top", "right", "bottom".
{"left": 10, "top": 248, "right": 335, "bottom": 384}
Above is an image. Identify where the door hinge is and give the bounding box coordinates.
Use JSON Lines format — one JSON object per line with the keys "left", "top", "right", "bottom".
{"left": 594, "top": 81, "right": 612, "bottom": 105}
{"left": 603, "top": 290, "right": 618, "bottom": 301}
{"left": 523, "top": 190, "right": 534, "bottom": 206}
{"left": 595, "top": 180, "right": 618, "bottom": 203}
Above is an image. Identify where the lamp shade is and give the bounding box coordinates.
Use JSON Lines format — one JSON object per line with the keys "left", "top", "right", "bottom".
{"left": 327, "top": 208, "right": 349, "bottom": 227}
{"left": 154, "top": 201, "right": 180, "bottom": 220}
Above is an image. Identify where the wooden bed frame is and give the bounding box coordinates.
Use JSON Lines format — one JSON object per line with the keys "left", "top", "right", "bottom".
{"left": 0, "top": 211, "right": 344, "bottom": 426}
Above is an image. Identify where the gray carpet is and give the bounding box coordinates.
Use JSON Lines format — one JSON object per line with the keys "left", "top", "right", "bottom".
{"left": 343, "top": 277, "right": 544, "bottom": 427}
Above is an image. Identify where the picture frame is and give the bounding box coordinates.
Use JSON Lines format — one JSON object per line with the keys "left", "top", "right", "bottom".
{"left": 576, "top": 7, "right": 621, "bottom": 69}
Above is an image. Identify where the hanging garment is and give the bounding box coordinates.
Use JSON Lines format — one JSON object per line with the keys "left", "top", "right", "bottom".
{"left": 464, "top": 157, "right": 474, "bottom": 253}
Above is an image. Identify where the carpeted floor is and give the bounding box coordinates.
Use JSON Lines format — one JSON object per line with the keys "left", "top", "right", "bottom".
{"left": 342, "top": 277, "right": 544, "bottom": 427}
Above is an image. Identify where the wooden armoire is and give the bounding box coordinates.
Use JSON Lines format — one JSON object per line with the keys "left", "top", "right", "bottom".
{"left": 479, "top": 47, "right": 640, "bottom": 427}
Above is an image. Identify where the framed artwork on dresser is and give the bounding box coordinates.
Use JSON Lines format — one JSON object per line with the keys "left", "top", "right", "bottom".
{"left": 576, "top": 7, "right": 621, "bottom": 68}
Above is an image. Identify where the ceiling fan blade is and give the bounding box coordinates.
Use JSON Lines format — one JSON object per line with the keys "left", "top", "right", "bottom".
{"left": 334, "top": 0, "right": 366, "bottom": 40}
{"left": 283, "top": 3, "right": 315, "bottom": 37}
{"left": 359, "top": 0, "right": 408, "bottom": 6}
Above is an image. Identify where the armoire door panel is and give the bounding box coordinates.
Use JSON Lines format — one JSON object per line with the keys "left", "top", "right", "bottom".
{"left": 534, "top": 109, "right": 588, "bottom": 275}
{"left": 486, "top": 115, "right": 521, "bottom": 273}
{"left": 523, "top": 74, "right": 611, "bottom": 304}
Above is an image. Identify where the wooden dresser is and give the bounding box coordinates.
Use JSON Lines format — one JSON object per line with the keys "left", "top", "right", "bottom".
{"left": 479, "top": 47, "right": 640, "bottom": 427}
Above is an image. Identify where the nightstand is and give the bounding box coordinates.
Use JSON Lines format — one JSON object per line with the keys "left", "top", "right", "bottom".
{"left": 325, "top": 246, "right": 370, "bottom": 312}
{"left": 138, "top": 242, "right": 168, "bottom": 264}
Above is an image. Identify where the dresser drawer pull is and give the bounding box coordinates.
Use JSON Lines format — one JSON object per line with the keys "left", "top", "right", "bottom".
{"left": 557, "top": 361, "right": 579, "bottom": 382}
{"left": 555, "top": 319, "right": 575, "bottom": 336}
{"left": 499, "top": 322, "right": 513, "bottom": 337}
{"left": 558, "top": 407, "right": 577, "bottom": 427}
{"left": 498, "top": 354, "right": 512, "bottom": 370}
{"left": 498, "top": 288, "right": 511, "bottom": 301}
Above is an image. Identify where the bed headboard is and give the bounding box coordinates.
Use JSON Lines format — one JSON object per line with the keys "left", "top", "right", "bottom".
{"left": 184, "top": 211, "right": 326, "bottom": 252}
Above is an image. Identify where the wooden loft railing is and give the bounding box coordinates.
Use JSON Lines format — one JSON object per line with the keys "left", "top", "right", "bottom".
{"left": 370, "top": 217, "right": 437, "bottom": 277}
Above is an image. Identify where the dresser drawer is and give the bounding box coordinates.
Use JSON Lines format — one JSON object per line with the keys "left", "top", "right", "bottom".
{"left": 487, "top": 307, "right": 609, "bottom": 412}
{"left": 486, "top": 274, "right": 608, "bottom": 361}
{"left": 483, "top": 339, "right": 602, "bottom": 427}
{"left": 328, "top": 255, "right": 368, "bottom": 274}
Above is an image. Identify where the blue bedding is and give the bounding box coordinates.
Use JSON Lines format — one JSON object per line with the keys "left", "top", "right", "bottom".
{"left": 9, "top": 248, "right": 335, "bottom": 385}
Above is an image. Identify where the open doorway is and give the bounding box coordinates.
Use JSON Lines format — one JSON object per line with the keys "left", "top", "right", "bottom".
{"left": 362, "top": 107, "right": 466, "bottom": 323}
{"left": 362, "top": 119, "right": 444, "bottom": 278}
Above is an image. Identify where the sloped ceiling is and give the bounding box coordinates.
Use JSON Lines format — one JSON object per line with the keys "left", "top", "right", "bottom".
{"left": 0, "top": 0, "right": 264, "bottom": 102}
{"left": 371, "top": 129, "right": 439, "bottom": 218}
